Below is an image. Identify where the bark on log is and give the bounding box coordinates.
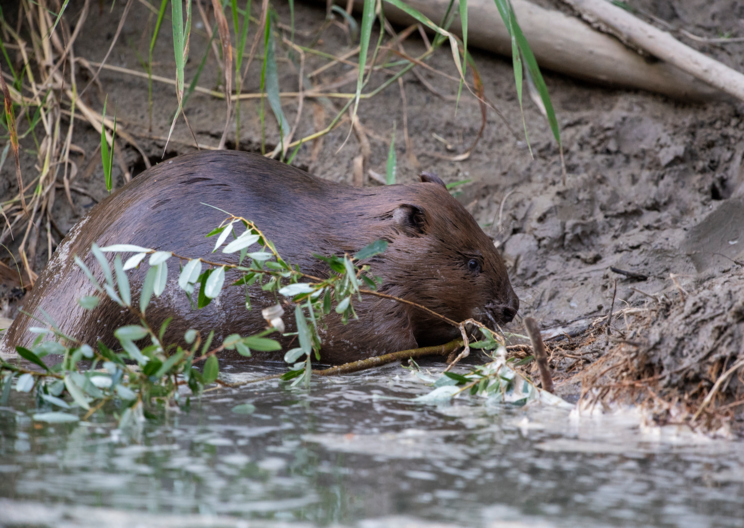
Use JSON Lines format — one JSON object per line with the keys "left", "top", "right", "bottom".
{"left": 560, "top": 0, "right": 744, "bottom": 103}
{"left": 329, "top": 0, "right": 722, "bottom": 102}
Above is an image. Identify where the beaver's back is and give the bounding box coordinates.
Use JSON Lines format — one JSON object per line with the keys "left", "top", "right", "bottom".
{"left": 1, "top": 151, "right": 342, "bottom": 355}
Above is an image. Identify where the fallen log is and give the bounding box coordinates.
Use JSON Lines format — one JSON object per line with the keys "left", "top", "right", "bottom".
{"left": 326, "top": 0, "right": 723, "bottom": 102}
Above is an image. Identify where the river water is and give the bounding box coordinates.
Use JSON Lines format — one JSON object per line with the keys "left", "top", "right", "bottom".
{"left": 1, "top": 359, "right": 743, "bottom": 528}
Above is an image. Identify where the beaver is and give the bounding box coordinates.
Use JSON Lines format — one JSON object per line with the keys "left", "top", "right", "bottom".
{"left": 1, "top": 151, "right": 518, "bottom": 364}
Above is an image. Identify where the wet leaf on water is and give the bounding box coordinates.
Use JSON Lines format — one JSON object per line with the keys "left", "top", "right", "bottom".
{"left": 231, "top": 403, "right": 256, "bottom": 414}
{"left": 413, "top": 385, "right": 459, "bottom": 403}
{"left": 32, "top": 412, "right": 79, "bottom": 423}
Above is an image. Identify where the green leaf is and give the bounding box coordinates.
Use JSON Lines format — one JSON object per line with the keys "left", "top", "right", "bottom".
{"left": 201, "top": 330, "right": 215, "bottom": 357}
{"left": 184, "top": 329, "right": 197, "bottom": 344}
{"left": 242, "top": 336, "right": 282, "bottom": 352}
{"left": 33, "top": 412, "right": 79, "bottom": 423}
{"left": 231, "top": 402, "right": 256, "bottom": 414}
{"left": 235, "top": 342, "right": 251, "bottom": 357}
{"left": 354, "top": 239, "right": 388, "bottom": 260}
{"left": 78, "top": 295, "right": 100, "bottom": 310}
{"left": 116, "top": 384, "right": 137, "bottom": 401}
{"left": 280, "top": 368, "right": 304, "bottom": 381}
{"left": 115, "top": 325, "right": 148, "bottom": 341}
{"left": 279, "top": 283, "right": 315, "bottom": 297}
{"left": 101, "top": 96, "right": 113, "bottom": 192}
{"left": 91, "top": 244, "right": 113, "bottom": 290}
{"left": 223, "top": 233, "right": 259, "bottom": 254}
{"left": 120, "top": 339, "right": 149, "bottom": 365}
{"left": 202, "top": 355, "right": 219, "bottom": 384}
{"left": 178, "top": 259, "right": 202, "bottom": 289}
{"left": 460, "top": 0, "right": 468, "bottom": 75}
{"left": 213, "top": 222, "right": 233, "bottom": 251}
{"left": 123, "top": 252, "right": 147, "bottom": 271}
{"left": 35, "top": 341, "right": 66, "bottom": 356}
{"left": 248, "top": 251, "right": 272, "bottom": 261}
{"left": 100, "top": 244, "right": 152, "bottom": 253}
{"left": 16, "top": 346, "right": 49, "bottom": 371}
{"left": 205, "top": 225, "right": 226, "bottom": 238}
{"left": 16, "top": 373, "right": 35, "bottom": 393}
{"left": 143, "top": 359, "right": 163, "bottom": 377}
{"left": 149, "top": 251, "right": 171, "bottom": 266}
{"left": 74, "top": 256, "right": 103, "bottom": 292}
{"left": 40, "top": 394, "right": 71, "bottom": 409}
{"left": 141, "top": 265, "right": 157, "bottom": 312}
{"left": 153, "top": 262, "right": 168, "bottom": 296}
{"left": 335, "top": 296, "right": 351, "bottom": 314}
{"left": 64, "top": 374, "right": 90, "bottom": 410}
{"left": 386, "top": 124, "right": 396, "bottom": 184}
{"left": 197, "top": 270, "right": 213, "bottom": 308}
{"left": 1, "top": 374, "right": 13, "bottom": 405}
{"left": 223, "top": 334, "right": 242, "bottom": 350}
{"left": 284, "top": 347, "right": 305, "bottom": 363}
{"left": 352, "top": 0, "right": 376, "bottom": 117}
{"left": 445, "top": 179, "right": 472, "bottom": 190}
{"left": 295, "top": 305, "right": 312, "bottom": 356}
{"left": 114, "top": 256, "right": 131, "bottom": 306}
{"left": 443, "top": 371, "right": 470, "bottom": 384}
{"left": 264, "top": 17, "right": 290, "bottom": 138}
{"left": 204, "top": 266, "right": 225, "bottom": 298}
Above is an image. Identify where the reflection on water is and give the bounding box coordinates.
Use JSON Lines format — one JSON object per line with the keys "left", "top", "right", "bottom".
{"left": 1, "top": 359, "right": 743, "bottom": 527}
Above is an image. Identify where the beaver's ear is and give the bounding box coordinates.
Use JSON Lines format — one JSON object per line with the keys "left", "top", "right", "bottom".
{"left": 393, "top": 204, "right": 427, "bottom": 236}
{"left": 419, "top": 171, "right": 446, "bottom": 189}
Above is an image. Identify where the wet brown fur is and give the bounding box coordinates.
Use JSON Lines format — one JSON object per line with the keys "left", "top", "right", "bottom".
{"left": 1, "top": 151, "right": 518, "bottom": 364}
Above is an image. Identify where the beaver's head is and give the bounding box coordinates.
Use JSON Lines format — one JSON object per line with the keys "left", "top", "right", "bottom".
{"left": 371, "top": 173, "right": 519, "bottom": 346}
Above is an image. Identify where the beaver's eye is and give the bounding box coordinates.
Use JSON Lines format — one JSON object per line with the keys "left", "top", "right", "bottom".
{"left": 467, "top": 258, "right": 481, "bottom": 273}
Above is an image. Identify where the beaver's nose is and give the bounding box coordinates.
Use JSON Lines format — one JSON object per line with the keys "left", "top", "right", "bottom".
{"left": 501, "top": 305, "right": 517, "bottom": 323}
{"left": 502, "top": 293, "right": 519, "bottom": 323}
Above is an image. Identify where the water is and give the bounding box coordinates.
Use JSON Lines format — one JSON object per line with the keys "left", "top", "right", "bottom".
{"left": 1, "top": 359, "right": 743, "bottom": 528}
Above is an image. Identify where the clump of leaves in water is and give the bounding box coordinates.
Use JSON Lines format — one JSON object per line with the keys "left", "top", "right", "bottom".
{"left": 0, "top": 214, "right": 401, "bottom": 424}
